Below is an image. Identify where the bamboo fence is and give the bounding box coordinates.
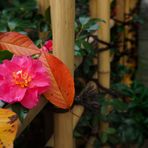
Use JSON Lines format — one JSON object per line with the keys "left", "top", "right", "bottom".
{"left": 14, "top": 0, "right": 140, "bottom": 147}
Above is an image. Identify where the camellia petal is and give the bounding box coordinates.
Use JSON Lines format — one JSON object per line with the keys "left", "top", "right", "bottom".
{"left": 11, "top": 56, "right": 33, "bottom": 72}
{"left": 20, "top": 88, "right": 39, "bottom": 109}
{"left": 30, "top": 73, "right": 50, "bottom": 88}
{"left": 2, "top": 59, "right": 20, "bottom": 73}
{"left": 29, "top": 59, "right": 47, "bottom": 76}
{"left": 0, "top": 83, "right": 26, "bottom": 103}
{"left": 41, "top": 40, "right": 53, "bottom": 52}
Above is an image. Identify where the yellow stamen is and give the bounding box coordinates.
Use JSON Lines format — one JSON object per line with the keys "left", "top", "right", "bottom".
{"left": 12, "top": 70, "right": 32, "bottom": 88}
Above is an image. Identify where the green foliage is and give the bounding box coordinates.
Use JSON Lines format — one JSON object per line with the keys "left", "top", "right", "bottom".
{"left": 75, "top": 17, "right": 101, "bottom": 56}
{"left": 76, "top": 0, "right": 89, "bottom": 17}
{"left": 75, "top": 16, "right": 104, "bottom": 77}
{"left": 75, "top": 80, "right": 148, "bottom": 147}
{"left": 74, "top": 1, "right": 146, "bottom": 147}
{"left": 0, "top": 50, "right": 13, "bottom": 63}
{"left": 11, "top": 103, "right": 28, "bottom": 122}
{"left": 100, "top": 81, "right": 148, "bottom": 147}
{"left": 0, "top": 0, "right": 51, "bottom": 42}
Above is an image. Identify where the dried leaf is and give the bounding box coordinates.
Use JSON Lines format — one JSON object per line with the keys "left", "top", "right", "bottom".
{"left": 0, "top": 109, "right": 19, "bottom": 148}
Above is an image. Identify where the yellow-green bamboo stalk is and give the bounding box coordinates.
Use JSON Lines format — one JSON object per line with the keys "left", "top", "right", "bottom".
{"left": 50, "top": 0, "right": 75, "bottom": 148}
{"left": 97, "top": 0, "right": 110, "bottom": 92}
{"left": 116, "top": 0, "right": 125, "bottom": 65}
{"left": 37, "top": 0, "right": 50, "bottom": 15}
{"left": 89, "top": 0, "right": 97, "bottom": 18}
{"left": 97, "top": 0, "right": 111, "bottom": 147}
{"left": 85, "top": 1, "right": 98, "bottom": 148}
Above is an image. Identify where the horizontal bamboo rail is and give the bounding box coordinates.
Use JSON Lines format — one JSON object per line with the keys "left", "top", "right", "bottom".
{"left": 17, "top": 98, "right": 48, "bottom": 137}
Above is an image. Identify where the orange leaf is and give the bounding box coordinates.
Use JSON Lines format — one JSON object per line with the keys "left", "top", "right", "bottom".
{"left": 43, "top": 53, "right": 75, "bottom": 109}
{"left": 0, "top": 109, "right": 19, "bottom": 148}
{"left": 0, "top": 32, "right": 40, "bottom": 56}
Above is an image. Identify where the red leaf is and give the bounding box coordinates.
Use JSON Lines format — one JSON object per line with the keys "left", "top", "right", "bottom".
{"left": 43, "top": 53, "right": 75, "bottom": 109}
{"left": 0, "top": 32, "right": 40, "bottom": 55}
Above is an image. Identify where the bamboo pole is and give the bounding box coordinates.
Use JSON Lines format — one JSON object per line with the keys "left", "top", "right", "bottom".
{"left": 116, "top": 0, "right": 133, "bottom": 85}
{"left": 130, "top": 0, "right": 138, "bottom": 11}
{"left": 122, "top": 0, "right": 133, "bottom": 85}
{"left": 46, "top": 105, "right": 84, "bottom": 147}
{"left": 37, "top": 0, "right": 51, "bottom": 42}
{"left": 123, "top": 0, "right": 138, "bottom": 86}
{"left": 85, "top": 1, "right": 98, "bottom": 148}
{"left": 89, "top": 0, "right": 97, "bottom": 18}
{"left": 17, "top": 0, "right": 84, "bottom": 140}
{"left": 125, "top": 0, "right": 131, "bottom": 54}
{"left": 50, "top": 1, "right": 75, "bottom": 148}
{"left": 97, "top": 0, "right": 110, "bottom": 96}
{"left": 97, "top": 0, "right": 110, "bottom": 147}
{"left": 116, "top": 0, "right": 125, "bottom": 65}
{"left": 86, "top": 1, "right": 111, "bottom": 147}
{"left": 129, "top": 0, "right": 138, "bottom": 50}
{"left": 37, "top": 0, "right": 50, "bottom": 15}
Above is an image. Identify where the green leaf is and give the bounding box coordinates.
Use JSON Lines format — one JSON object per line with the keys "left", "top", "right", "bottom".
{"left": 0, "top": 50, "right": 13, "bottom": 63}
{"left": 124, "top": 119, "right": 135, "bottom": 125}
{"left": 74, "top": 131, "right": 82, "bottom": 138}
{"left": 100, "top": 132, "right": 108, "bottom": 143}
{"left": 8, "top": 20, "right": 17, "bottom": 31}
{"left": 83, "top": 58, "right": 93, "bottom": 74}
{"left": 11, "top": 103, "right": 28, "bottom": 122}
{"left": 105, "top": 128, "right": 116, "bottom": 135}
{"left": 109, "top": 99, "right": 128, "bottom": 111}
{"left": 86, "top": 23, "right": 99, "bottom": 32}
{"left": 0, "top": 23, "right": 7, "bottom": 32}
{"left": 79, "top": 17, "right": 90, "bottom": 25}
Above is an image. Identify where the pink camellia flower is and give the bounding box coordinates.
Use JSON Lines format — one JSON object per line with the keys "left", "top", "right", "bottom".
{"left": 0, "top": 56, "right": 50, "bottom": 109}
{"left": 41, "top": 40, "right": 53, "bottom": 52}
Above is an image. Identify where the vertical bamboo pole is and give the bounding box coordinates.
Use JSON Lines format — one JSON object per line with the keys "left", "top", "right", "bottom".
{"left": 37, "top": 0, "right": 50, "bottom": 15}
{"left": 85, "top": 1, "right": 98, "bottom": 148}
{"left": 129, "top": 0, "right": 138, "bottom": 50}
{"left": 123, "top": 0, "right": 138, "bottom": 85}
{"left": 130, "top": 0, "right": 138, "bottom": 11}
{"left": 46, "top": 105, "right": 84, "bottom": 147}
{"left": 97, "top": 0, "right": 110, "bottom": 147}
{"left": 37, "top": 0, "right": 51, "bottom": 42}
{"left": 89, "top": 0, "right": 98, "bottom": 79}
{"left": 125, "top": 0, "right": 131, "bottom": 53}
{"left": 89, "top": 0, "right": 97, "bottom": 18}
{"left": 50, "top": 1, "right": 75, "bottom": 148}
{"left": 123, "top": 0, "right": 133, "bottom": 85}
{"left": 116, "top": 0, "right": 125, "bottom": 65}
{"left": 97, "top": 0, "right": 110, "bottom": 94}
